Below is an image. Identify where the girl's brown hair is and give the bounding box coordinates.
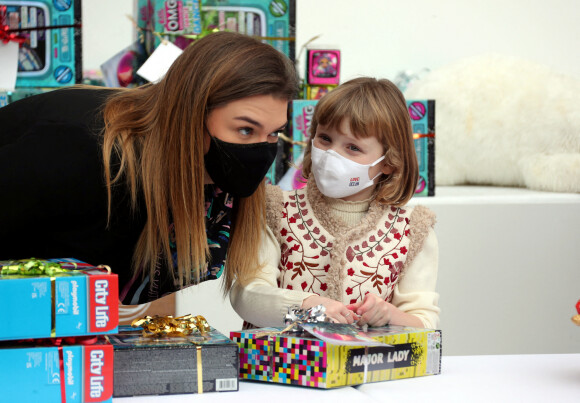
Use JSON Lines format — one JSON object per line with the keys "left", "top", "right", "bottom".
{"left": 302, "top": 77, "right": 418, "bottom": 207}
{"left": 101, "top": 32, "right": 298, "bottom": 291}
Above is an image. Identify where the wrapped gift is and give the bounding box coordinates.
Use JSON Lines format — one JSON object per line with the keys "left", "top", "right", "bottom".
{"left": 1, "top": 0, "right": 82, "bottom": 87}
{"left": 407, "top": 99, "right": 436, "bottom": 197}
{"left": 0, "top": 336, "right": 114, "bottom": 403}
{"left": 231, "top": 323, "right": 442, "bottom": 389}
{"left": 108, "top": 319, "right": 239, "bottom": 397}
{"left": 0, "top": 258, "right": 119, "bottom": 341}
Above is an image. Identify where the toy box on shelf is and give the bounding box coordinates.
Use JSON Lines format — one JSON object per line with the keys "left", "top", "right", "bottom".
{"left": 135, "top": 0, "right": 296, "bottom": 60}
{"left": 0, "top": 258, "right": 119, "bottom": 341}
{"left": 407, "top": 99, "right": 435, "bottom": 197}
{"left": 0, "top": 0, "right": 82, "bottom": 87}
{"left": 231, "top": 324, "right": 441, "bottom": 389}
{"left": 109, "top": 323, "right": 239, "bottom": 397}
{"left": 290, "top": 99, "right": 317, "bottom": 163}
{"left": 0, "top": 336, "right": 114, "bottom": 403}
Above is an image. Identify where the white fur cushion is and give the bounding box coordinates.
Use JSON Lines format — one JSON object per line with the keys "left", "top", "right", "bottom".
{"left": 404, "top": 54, "right": 580, "bottom": 193}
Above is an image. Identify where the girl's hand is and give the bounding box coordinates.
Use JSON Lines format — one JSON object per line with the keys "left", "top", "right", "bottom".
{"left": 346, "top": 293, "right": 393, "bottom": 327}
{"left": 301, "top": 295, "right": 358, "bottom": 324}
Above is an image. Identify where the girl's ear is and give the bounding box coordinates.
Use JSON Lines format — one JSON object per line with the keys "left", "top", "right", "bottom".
{"left": 381, "top": 162, "right": 394, "bottom": 175}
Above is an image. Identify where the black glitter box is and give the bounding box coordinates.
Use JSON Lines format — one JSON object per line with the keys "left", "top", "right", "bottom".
{"left": 107, "top": 325, "right": 239, "bottom": 397}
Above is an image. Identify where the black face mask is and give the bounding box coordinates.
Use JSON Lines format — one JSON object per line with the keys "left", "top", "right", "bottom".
{"left": 204, "top": 136, "right": 278, "bottom": 198}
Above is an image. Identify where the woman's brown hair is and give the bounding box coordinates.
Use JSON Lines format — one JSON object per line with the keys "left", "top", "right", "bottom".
{"left": 302, "top": 77, "right": 418, "bottom": 206}
{"left": 101, "top": 32, "right": 299, "bottom": 291}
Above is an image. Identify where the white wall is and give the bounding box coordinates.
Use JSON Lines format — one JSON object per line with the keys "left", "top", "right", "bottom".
{"left": 83, "top": 0, "right": 580, "bottom": 80}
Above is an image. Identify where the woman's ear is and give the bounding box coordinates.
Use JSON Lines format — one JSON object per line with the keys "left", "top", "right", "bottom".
{"left": 381, "top": 162, "right": 394, "bottom": 175}
{"left": 203, "top": 131, "right": 211, "bottom": 155}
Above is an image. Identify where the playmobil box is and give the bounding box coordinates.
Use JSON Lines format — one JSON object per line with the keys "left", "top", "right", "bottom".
{"left": 290, "top": 99, "right": 317, "bottom": 162}
{"left": 0, "top": 258, "right": 119, "bottom": 341}
{"left": 231, "top": 324, "right": 441, "bottom": 389}
{"left": 0, "top": 337, "right": 114, "bottom": 403}
{"left": 407, "top": 99, "right": 435, "bottom": 197}
{"left": 109, "top": 324, "right": 239, "bottom": 396}
{"left": 135, "top": 0, "right": 295, "bottom": 59}
{"left": 1, "top": 0, "right": 82, "bottom": 87}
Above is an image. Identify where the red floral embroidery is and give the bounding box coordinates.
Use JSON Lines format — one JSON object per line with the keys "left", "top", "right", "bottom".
{"left": 286, "top": 285, "right": 293, "bottom": 290}
{"left": 281, "top": 228, "right": 288, "bottom": 236}
{"left": 346, "top": 287, "right": 353, "bottom": 295}
{"left": 320, "top": 283, "right": 327, "bottom": 291}
{"left": 347, "top": 268, "right": 354, "bottom": 276}
{"left": 324, "top": 264, "right": 330, "bottom": 272}
{"left": 301, "top": 281, "right": 307, "bottom": 290}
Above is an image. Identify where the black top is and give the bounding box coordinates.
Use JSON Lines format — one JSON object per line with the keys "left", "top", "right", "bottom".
{"left": 0, "top": 89, "right": 232, "bottom": 304}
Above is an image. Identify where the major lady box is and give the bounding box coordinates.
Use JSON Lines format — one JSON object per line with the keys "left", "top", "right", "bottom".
{"left": 230, "top": 325, "right": 442, "bottom": 389}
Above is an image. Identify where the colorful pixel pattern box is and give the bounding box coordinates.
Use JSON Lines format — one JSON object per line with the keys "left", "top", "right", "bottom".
{"left": 109, "top": 325, "right": 239, "bottom": 397}
{"left": 230, "top": 325, "right": 441, "bottom": 388}
{"left": 135, "top": 0, "right": 295, "bottom": 60}
{"left": 0, "top": 258, "right": 119, "bottom": 341}
{"left": 2, "top": 0, "right": 82, "bottom": 87}
{"left": 0, "top": 337, "right": 114, "bottom": 403}
{"left": 407, "top": 99, "right": 435, "bottom": 197}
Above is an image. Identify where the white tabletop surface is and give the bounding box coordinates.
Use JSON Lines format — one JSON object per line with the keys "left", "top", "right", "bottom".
{"left": 114, "top": 354, "right": 580, "bottom": 403}
{"left": 358, "top": 353, "right": 580, "bottom": 403}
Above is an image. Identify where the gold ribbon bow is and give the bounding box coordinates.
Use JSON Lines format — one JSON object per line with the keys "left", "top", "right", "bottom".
{"left": 131, "top": 314, "right": 210, "bottom": 337}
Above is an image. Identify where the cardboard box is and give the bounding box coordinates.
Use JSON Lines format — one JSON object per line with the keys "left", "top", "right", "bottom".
{"left": 230, "top": 325, "right": 441, "bottom": 388}
{"left": 1, "top": 0, "right": 82, "bottom": 87}
{"left": 0, "top": 258, "right": 119, "bottom": 341}
{"left": 407, "top": 100, "right": 435, "bottom": 197}
{"left": 290, "top": 99, "right": 317, "bottom": 163}
{"left": 135, "top": 0, "right": 295, "bottom": 60}
{"left": 306, "top": 49, "right": 340, "bottom": 85}
{"left": 0, "top": 337, "right": 114, "bottom": 403}
{"left": 108, "top": 325, "right": 239, "bottom": 397}
{"left": 0, "top": 87, "right": 52, "bottom": 107}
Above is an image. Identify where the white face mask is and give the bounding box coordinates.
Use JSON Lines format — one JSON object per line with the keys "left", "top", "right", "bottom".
{"left": 310, "top": 144, "right": 385, "bottom": 198}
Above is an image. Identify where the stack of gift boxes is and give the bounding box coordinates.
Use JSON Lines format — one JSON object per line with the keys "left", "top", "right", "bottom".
{"left": 0, "top": 258, "right": 241, "bottom": 400}
{"left": 0, "top": 0, "right": 83, "bottom": 107}
{"left": 0, "top": 259, "right": 118, "bottom": 402}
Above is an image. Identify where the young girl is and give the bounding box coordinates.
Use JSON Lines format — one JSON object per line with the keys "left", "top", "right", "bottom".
{"left": 230, "top": 77, "right": 439, "bottom": 328}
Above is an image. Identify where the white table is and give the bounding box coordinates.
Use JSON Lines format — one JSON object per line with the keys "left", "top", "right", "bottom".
{"left": 115, "top": 354, "right": 580, "bottom": 402}
{"left": 357, "top": 354, "right": 580, "bottom": 402}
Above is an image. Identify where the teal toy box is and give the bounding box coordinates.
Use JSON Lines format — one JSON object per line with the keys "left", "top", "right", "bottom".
{"left": 0, "top": 258, "right": 119, "bottom": 341}
{"left": 407, "top": 100, "right": 435, "bottom": 197}
{"left": 0, "top": 337, "right": 114, "bottom": 403}
{"left": 1, "top": 0, "right": 82, "bottom": 87}
{"left": 135, "top": 0, "right": 295, "bottom": 59}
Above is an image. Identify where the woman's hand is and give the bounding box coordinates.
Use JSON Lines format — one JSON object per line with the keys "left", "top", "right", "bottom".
{"left": 301, "top": 295, "right": 358, "bottom": 324}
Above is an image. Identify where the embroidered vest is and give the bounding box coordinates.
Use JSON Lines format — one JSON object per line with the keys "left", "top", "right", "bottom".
{"left": 270, "top": 183, "right": 412, "bottom": 305}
